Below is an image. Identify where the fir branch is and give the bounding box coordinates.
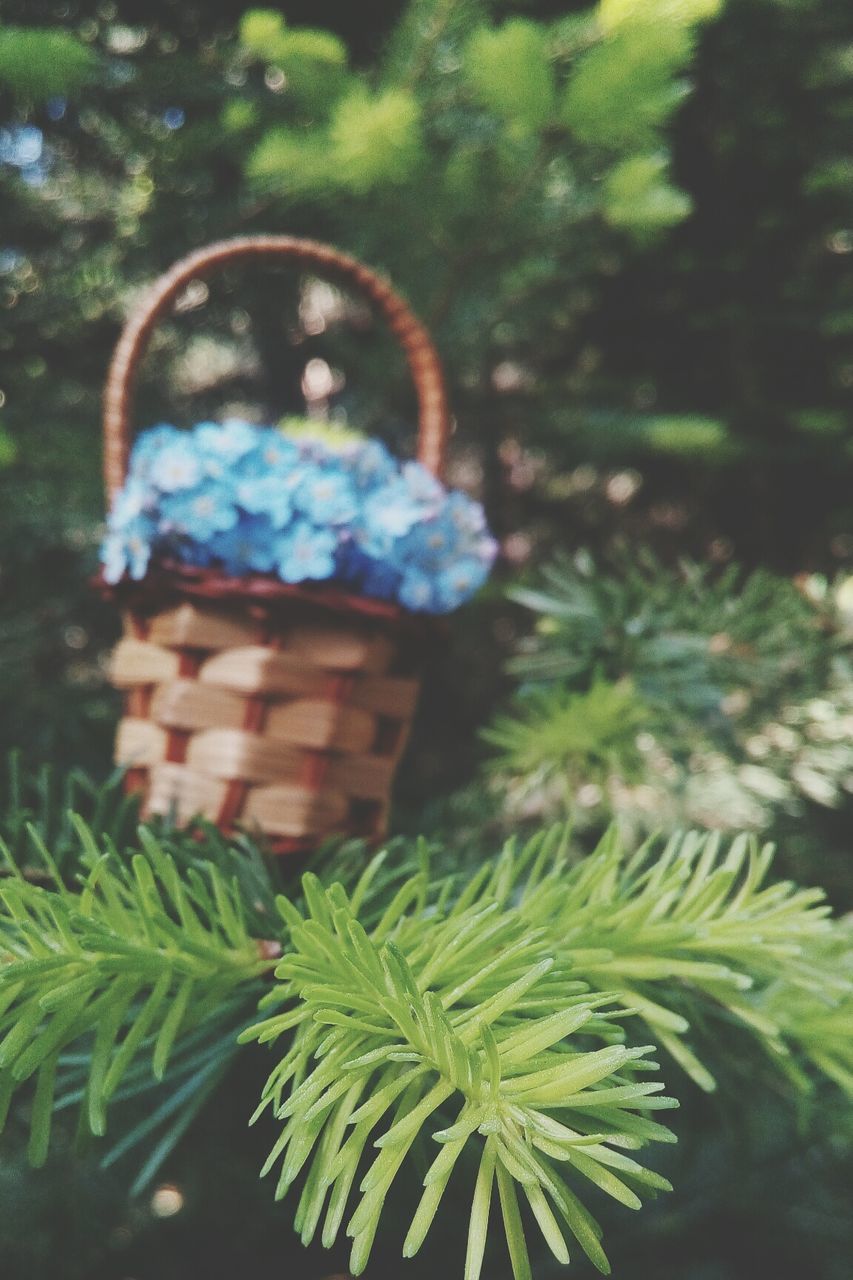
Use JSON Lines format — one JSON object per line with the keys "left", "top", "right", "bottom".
{"left": 755, "top": 921, "right": 853, "bottom": 1095}
{"left": 483, "top": 678, "right": 649, "bottom": 792}
{"left": 492, "top": 553, "right": 853, "bottom": 833}
{"left": 507, "top": 551, "right": 844, "bottom": 720}
{"left": 0, "top": 804, "right": 846, "bottom": 1279}
{"left": 485, "top": 828, "right": 847, "bottom": 1093}
{"left": 241, "top": 825, "right": 849, "bottom": 1277}
{"left": 243, "top": 862, "right": 677, "bottom": 1279}
{"left": 0, "top": 820, "right": 274, "bottom": 1166}
{"left": 0, "top": 752, "right": 291, "bottom": 937}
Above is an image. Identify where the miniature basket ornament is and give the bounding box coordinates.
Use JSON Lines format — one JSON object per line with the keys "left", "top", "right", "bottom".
{"left": 101, "top": 235, "right": 454, "bottom": 852}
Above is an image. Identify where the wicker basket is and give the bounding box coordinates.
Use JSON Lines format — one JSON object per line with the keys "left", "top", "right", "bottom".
{"left": 100, "top": 235, "right": 451, "bottom": 852}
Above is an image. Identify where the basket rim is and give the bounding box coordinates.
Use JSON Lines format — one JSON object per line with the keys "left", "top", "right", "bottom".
{"left": 94, "top": 559, "right": 416, "bottom": 623}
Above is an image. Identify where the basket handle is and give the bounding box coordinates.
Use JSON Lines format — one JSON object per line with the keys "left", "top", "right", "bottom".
{"left": 102, "top": 235, "right": 451, "bottom": 505}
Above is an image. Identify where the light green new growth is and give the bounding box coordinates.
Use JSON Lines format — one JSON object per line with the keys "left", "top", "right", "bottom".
{"left": 756, "top": 920, "right": 853, "bottom": 1096}
{"left": 465, "top": 19, "right": 557, "bottom": 132}
{"left": 483, "top": 678, "right": 649, "bottom": 789}
{"left": 508, "top": 828, "right": 847, "bottom": 1093}
{"left": 563, "top": 21, "right": 693, "bottom": 150}
{"left": 243, "top": 849, "right": 676, "bottom": 1279}
{"left": 237, "top": 1, "right": 714, "bottom": 235}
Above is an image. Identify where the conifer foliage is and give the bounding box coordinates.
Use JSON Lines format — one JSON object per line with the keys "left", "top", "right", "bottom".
{"left": 0, "top": 802, "right": 849, "bottom": 1278}
{"left": 488, "top": 551, "right": 853, "bottom": 835}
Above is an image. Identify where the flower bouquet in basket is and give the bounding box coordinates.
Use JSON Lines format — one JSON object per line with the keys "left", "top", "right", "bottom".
{"left": 98, "top": 237, "right": 497, "bottom": 851}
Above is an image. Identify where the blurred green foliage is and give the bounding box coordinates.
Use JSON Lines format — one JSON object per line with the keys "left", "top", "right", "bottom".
{"left": 0, "top": 26, "right": 99, "bottom": 99}
{"left": 484, "top": 551, "right": 853, "bottom": 857}
{"left": 485, "top": 675, "right": 650, "bottom": 787}
{"left": 594, "top": 0, "right": 853, "bottom": 560}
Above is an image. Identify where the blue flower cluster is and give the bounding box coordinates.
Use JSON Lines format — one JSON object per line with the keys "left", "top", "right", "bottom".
{"left": 101, "top": 420, "right": 498, "bottom": 614}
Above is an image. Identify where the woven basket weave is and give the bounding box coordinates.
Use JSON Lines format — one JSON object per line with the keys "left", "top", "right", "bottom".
{"left": 100, "top": 236, "right": 451, "bottom": 853}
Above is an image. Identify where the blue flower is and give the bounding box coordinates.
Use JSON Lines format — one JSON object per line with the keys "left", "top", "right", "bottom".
{"left": 173, "top": 537, "right": 214, "bottom": 568}
{"left": 101, "top": 519, "right": 154, "bottom": 584}
{"left": 435, "top": 557, "right": 491, "bottom": 612}
{"left": 161, "top": 486, "right": 238, "bottom": 539}
{"left": 475, "top": 533, "right": 500, "bottom": 566}
{"left": 361, "top": 558, "right": 403, "bottom": 600}
{"left": 276, "top": 520, "right": 338, "bottom": 584}
{"left": 237, "top": 431, "right": 300, "bottom": 478}
{"left": 335, "top": 539, "right": 401, "bottom": 600}
{"left": 392, "top": 511, "right": 461, "bottom": 573}
{"left": 194, "top": 418, "right": 259, "bottom": 468}
{"left": 361, "top": 479, "right": 423, "bottom": 550}
{"left": 399, "top": 566, "right": 440, "bottom": 613}
{"left": 445, "top": 490, "right": 488, "bottom": 537}
{"left": 108, "top": 477, "right": 152, "bottom": 530}
{"left": 235, "top": 475, "right": 295, "bottom": 529}
{"left": 350, "top": 439, "right": 397, "bottom": 490}
{"left": 401, "top": 460, "right": 444, "bottom": 509}
{"left": 101, "top": 534, "right": 129, "bottom": 585}
{"left": 209, "top": 517, "right": 278, "bottom": 576}
{"left": 295, "top": 469, "right": 359, "bottom": 525}
{"left": 396, "top": 556, "right": 490, "bottom": 614}
{"left": 148, "top": 438, "right": 202, "bottom": 492}
{"left": 129, "top": 425, "right": 183, "bottom": 481}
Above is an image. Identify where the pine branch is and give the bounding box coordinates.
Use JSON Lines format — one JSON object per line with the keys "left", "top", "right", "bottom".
{"left": 755, "top": 920, "right": 853, "bottom": 1096}
{"left": 507, "top": 551, "right": 843, "bottom": 720}
{"left": 483, "top": 678, "right": 649, "bottom": 794}
{"left": 239, "top": 824, "right": 850, "bottom": 1277}
{"left": 0, "top": 819, "right": 274, "bottom": 1167}
{"left": 243, "top": 861, "right": 677, "bottom": 1278}
{"left": 492, "top": 828, "right": 847, "bottom": 1094}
